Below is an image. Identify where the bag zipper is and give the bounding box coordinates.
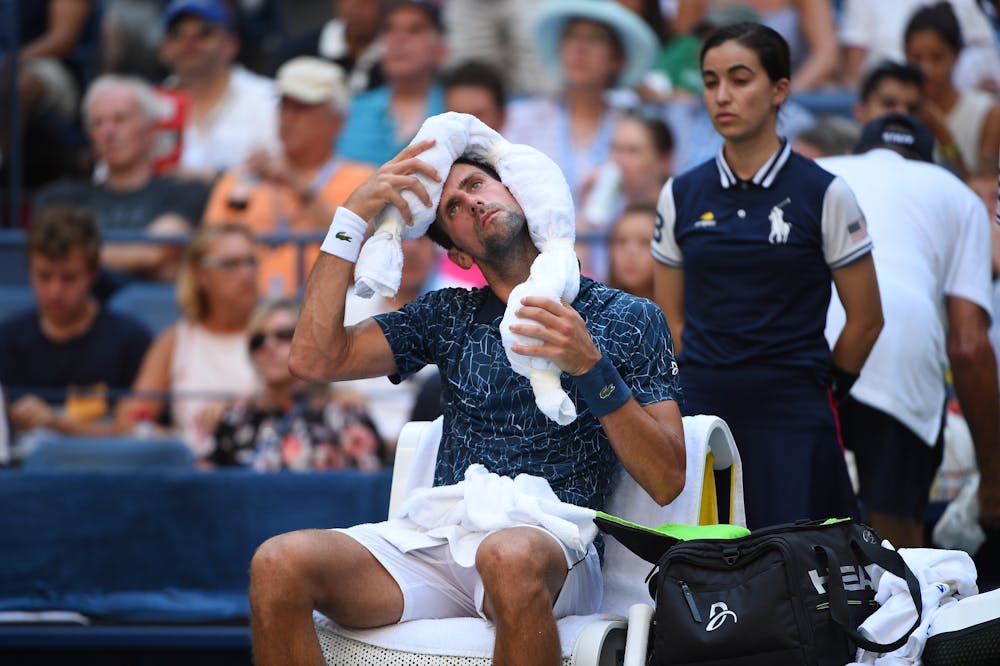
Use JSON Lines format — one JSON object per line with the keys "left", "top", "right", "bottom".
{"left": 679, "top": 580, "right": 702, "bottom": 622}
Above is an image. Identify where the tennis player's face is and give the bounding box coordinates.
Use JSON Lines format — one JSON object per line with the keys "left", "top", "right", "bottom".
{"left": 437, "top": 163, "right": 526, "bottom": 258}
{"left": 701, "top": 40, "right": 788, "bottom": 143}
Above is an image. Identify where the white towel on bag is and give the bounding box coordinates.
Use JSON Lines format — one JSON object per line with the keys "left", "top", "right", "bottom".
{"left": 353, "top": 112, "right": 581, "bottom": 424}
{"left": 847, "top": 545, "right": 978, "bottom": 665}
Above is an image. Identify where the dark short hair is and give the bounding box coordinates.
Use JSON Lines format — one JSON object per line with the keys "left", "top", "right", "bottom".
{"left": 27, "top": 205, "right": 102, "bottom": 272}
{"left": 622, "top": 109, "right": 674, "bottom": 156}
{"left": 905, "top": 2, "right": 964, "bottom": 54}
{"left": 700, "top": 21, "right": 790, "bottom": 83}
{"left": 859, "top": 60, "right": 925, "bottom": 101}
{"left": 427, "top": 157, "right": 501, "bottom": 250}
{"left": 441, "top": 60, "right": 507, "bottom": 110}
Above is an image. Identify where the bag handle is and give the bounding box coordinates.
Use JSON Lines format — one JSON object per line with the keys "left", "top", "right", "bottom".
{"left": 816, "top": 539, "right": 922, "bottom": 653}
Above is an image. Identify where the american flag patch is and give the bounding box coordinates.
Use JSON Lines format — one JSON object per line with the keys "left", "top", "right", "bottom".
{"left": 848, "top": 216, "right": 868, "bottom": 243}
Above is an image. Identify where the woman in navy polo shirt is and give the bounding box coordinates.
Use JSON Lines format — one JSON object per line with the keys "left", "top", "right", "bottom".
{"left": 652, "top": 22, "right": 883, "bottom": 529}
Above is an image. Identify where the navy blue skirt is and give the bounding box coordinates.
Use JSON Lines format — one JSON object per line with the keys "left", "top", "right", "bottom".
{"left": 679, "top": 364, "right": 860, "bottom": 530}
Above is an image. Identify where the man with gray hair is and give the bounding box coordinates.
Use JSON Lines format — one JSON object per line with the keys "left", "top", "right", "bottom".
{"left": 203, "top": 56, "right": 373, "bottom": 297}
{"left": 33, "top": 74, "right": 211, "bottom": 282}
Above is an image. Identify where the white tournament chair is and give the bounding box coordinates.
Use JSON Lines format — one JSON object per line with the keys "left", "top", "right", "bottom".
{"left": 314, "top": 414, "right": 746, "bottom": 665}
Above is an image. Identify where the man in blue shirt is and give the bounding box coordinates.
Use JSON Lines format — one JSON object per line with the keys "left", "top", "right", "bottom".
{"left": 249, "top": 141, "right": 685, "bottom": 666}
{"left": 336, "top": 1, "right": 446, "bottom": 166}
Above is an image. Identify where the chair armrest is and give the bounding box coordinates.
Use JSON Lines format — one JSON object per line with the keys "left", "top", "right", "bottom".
{"left": 622, "top": 603, "right": 654, "bottom": 666}
{"left": 387, "top": 417, "right": 443, "bottom": 518}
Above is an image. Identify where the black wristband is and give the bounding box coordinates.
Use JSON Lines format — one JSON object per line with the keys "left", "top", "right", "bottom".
{"left": 831, "top": 364, "right": 859, "bottom": 403}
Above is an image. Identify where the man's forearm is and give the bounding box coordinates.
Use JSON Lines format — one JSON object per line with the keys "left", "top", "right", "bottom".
{"left": 599, "top": 400, "right": 686, "bottom": 507}
{"left": 288, "top": 209, "right": 369, "bottom": 382}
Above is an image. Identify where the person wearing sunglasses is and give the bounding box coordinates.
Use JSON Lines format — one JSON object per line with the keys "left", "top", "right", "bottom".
{"left": 206, "top": 299, "right": 385, "bottom": 471}
{"left": 115, "top": 224, "right": 260, "bottom": 459}
{"left": 158, "top": 0, "right": 279, "bottom": 177}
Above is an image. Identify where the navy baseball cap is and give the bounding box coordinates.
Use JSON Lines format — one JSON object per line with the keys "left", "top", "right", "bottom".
{"left": 854, "top": 113, "right": 935, "bottom": 162}
{"left": 163, "top": 0, "right": 232, "bottom": 30}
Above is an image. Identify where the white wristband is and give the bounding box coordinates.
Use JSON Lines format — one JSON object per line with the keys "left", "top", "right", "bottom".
{"left": 320, "top": 207, "right": 369, "bottom": 263}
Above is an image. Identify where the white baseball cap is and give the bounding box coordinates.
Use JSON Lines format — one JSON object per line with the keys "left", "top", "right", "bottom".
{"left": 276, "top": 57, "right": 349, "bottom": 112}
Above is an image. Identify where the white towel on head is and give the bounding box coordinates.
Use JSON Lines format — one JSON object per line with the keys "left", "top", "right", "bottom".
{"left": 354, "top": 112, "right": 580, "bottom": 424}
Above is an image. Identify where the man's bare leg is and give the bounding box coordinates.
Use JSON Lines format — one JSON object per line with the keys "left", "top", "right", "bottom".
{"left": 476, "top": 527, "right": 570, "bottom": 666}
{"left": 249, "top": 528, "right": 404, "bottom": 666}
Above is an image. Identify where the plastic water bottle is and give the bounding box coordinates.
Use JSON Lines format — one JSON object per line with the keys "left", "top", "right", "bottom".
{"left": 581, "top": 162, "right": 622, "bottom": 229}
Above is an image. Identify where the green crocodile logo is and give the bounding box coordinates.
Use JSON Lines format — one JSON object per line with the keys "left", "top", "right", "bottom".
{"left": 599, "top": 385, "right": 615, "bottom": 399}
{"left": 335, "top": 231, "right": 352, "bottom": 242}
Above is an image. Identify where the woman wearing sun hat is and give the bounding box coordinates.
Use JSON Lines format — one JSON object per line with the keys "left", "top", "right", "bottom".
{"left": 503, "top": 0, "right": 658, "bottom": 213}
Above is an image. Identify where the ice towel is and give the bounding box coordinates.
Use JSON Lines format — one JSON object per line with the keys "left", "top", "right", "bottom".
{"left": 377, "top": 463, "right": 598, "bottom": 568}
{"left": 847, "top": 545, "right": 978, "bottom": 665}
{"left": 353, "top": 112, "right": 580, "bottom": 424}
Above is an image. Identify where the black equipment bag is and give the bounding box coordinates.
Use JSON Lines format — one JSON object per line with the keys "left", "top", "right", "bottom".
{"left": 646, "top": 519, "right": 923, "bottom": 666}
{"left": 594, "top": 516, "right": 924, "bottom": 666}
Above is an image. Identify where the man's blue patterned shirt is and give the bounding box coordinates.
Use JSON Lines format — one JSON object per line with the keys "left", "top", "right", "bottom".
{"left": 373, "top": 276, "right": 682, "bottom": 511}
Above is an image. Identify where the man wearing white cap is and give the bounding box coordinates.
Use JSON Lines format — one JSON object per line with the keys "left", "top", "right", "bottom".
{"left": 203, "top": 56, "right": 373, "bottom": 297}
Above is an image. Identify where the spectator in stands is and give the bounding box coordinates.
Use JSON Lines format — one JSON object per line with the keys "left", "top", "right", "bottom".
{"left": 99, "top": 0, "right": 168, "bottom": 81}
{"left": 852, "top": 60, "right": 970, "bottom": 178}
{"left": 839, "top": 0, "right": 1000, "bottom": 93}
{"left": 442, "top": 0, "right": 555, "bottom": 97}
{"left": 115, "top": 223, "right": 259, "bottom": 459}
{"left": 504, "top": 0, "right": 658, "bottom": 206}
{"left": 579, "top": 109, "right": 673, "bottom": 279}
{"left": 158, "top": 0, "right": 279, "bottom": 176}
{"left": 904, "top": 2, "right": 1000, "bottom": 175}
{"left": 203, "top": 56, "right": 372, "bottom": 298}
{"left": 0, "top": 0, "right": 97, "bottom": 181}
{"left": 34, "top": 74, "right": 210, "bottom": 283}
{"left": 607, "top": 203, "right": 656, "bottom": 301}
{"left": 671, "top": 0, "right": 840, "bottom": 91}
{"left": 0, "top": 206, "right": 150, "bottom": 447}
{"left": 275, "top": 0, "right": 384, "bottom": 96}
{"left": 441, "top": 60, "right": 507, "bottom": 133}
{"left": 207, "top": 299, "right": 386, "bottom": 471}
{"left": 336, "top": 0, "right": 446, "bottom": 167}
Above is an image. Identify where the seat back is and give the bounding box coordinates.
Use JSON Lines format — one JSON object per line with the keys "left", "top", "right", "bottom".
{"left": 21, "top": 435, "right": 196, "bottom": 471}
{"left": 106, "top": 282, "right": 180, "bottom": 336}
{"left": 386, "top": 415, "right": 745, "bottom": 617}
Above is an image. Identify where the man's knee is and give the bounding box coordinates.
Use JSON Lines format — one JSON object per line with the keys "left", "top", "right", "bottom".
{"left": 250, "top": 530, "right": 318, "bottom": 599}
{"left": 476, "top": 529, "right": 567, "bottom": 605}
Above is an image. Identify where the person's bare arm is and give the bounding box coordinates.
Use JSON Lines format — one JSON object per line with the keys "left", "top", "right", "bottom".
{"left": 114, "top": 325, "right": 176, "bottom": 434}
{"left": 977, "top": 104, "right": 1000, "bottom": 174}
{"left": 790, "top": 0, "right": 840, "bottom": 91}
{"left": 19, "top": 0, "right": 91, "bottom": 63}
{"left": 946, "top": 296, "right": 1000, "bottom": 528}
{"left": 510, "top": 296, "right": 686, "bottom": 506}
{"left": 9, "top": 393, "right": 116, "bottom": 436}
{"left": 830, "top": 254, "right": 883, "bottom": 373}
{"left": 653, "top": 263, "right": 685, "bottom": 357}
{"left": 288, "top": 140, "right": 440, "bottom": 383}
{"left": 840, "top": 45, "right": 867, "bottom": 91}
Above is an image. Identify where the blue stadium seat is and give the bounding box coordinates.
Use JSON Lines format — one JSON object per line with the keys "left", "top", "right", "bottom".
{"left": 106, "top": 282, "right": 180, "bottom": 335}
{"left": 0, "top": 229, "right": 29, "bottom": 286}
{"left": 0, "top": 285, "right": 35, "bottom": 323}
{"left": 21, "top": 435, "right": 195, "bottom": 470}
